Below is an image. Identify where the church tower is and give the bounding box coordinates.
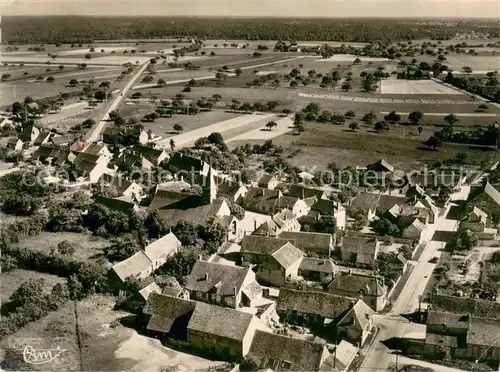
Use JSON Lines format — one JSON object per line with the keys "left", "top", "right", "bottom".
{"left": 202, "top": 159, "right": 217, "bottom": 205}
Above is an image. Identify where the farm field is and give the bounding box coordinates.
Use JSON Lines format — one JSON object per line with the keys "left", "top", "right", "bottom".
{"left": 0, "top": 295, "right": 224, "bottom": 371}
{"left": 230, "top": 121, "right": 496, "bottom": 172}
{"left": 440, "top": 55, "right": 500, "bottom": 72}
{"left": 380, "top": 79, "right": 463, "bottom": 95}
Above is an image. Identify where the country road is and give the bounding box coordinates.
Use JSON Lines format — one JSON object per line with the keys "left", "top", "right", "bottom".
{"left": 84, "top": 61, "right": 150, "bottom": 143}
{"left": 359, "top": 200, "right": 461, "bottom": 372}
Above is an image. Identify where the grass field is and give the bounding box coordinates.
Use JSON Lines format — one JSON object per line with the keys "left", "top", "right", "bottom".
{"left": 0, "top": 269, "right": 66, "bottom": 301}
{"left": 16, "top": 232, "right": 111, "bottom": 267}
{"left": 0, "top": 295, "right": 224, "bottom": 371}
{"left": 380, "top": 79, "right": 463, "bottom": 95}
{"left": 230, "top": 121, "right": 496, "bottom": 172}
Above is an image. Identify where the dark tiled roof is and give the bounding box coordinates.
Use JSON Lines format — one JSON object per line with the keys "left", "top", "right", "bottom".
{"left": 50, "top": 135, "right": 73, "bottom": 146}
{"left": 169, "top": 153, "right": 205, "bottom": 173}
{"left": 94, "top": 195, "right": 136, "bottom": 213}
{"left": 243, "top": 187, "right": 281, "bottom": 204}
{"left": 342, "top": 236, "right": 378, "bottom": 254}
{"left": 426, "top": 311, "right": 470, "bottom": 329}
{"left": 351, "top": 192, "right": 409, "bottom": 213}
{"left": 408, "top": 173, "right": 461, "bottom": 188}
{"left": 329, "top": 274, "right": 386, "bottom": 296}
{"left": 425, "top": 333, "right": 458, "bottom": 348}
{"left": 367, "top": 159, "right": 394, "bottom": 173}
{"left": 83, "top": 143, "right": 108, "bottom": 155}
{"left": 187, "top": 302, "right": 254, "bottom": 341}
{"left": 148, "top": 187, "right": 195, "bottom": 210}
{"left": 468, "top": 318, "right": 500, "bottom": 347}
{"left": 157, "top": 199, "right": 227, "bottom": 227}
{"left": 288, "top": 184, "right": 325, "bottom": 199}
{"left": 249, "top": 330, "right": 328, "bottom": 371}
{"left": 258, "top": 174, "right": 276, "bottom": 187}
{"left": 130, "top": 145, "right": 166, "bottom": 163}
{"left": 143, "top": 293, "right": 196, "bottom": 333}
{"left": 185, "top": 260, "right": 251, "bottom": 296}
{"left": 299, "top": 258, "right": 337, "bottom": 274}
{"left": 277, "top": 288, "right": 354, "bottom": 319}
{"left": 138, "top": 282, "right": 162, "bottom": 301}
{"left": 99, "top": 173, "right": 134, "bottom": 195}
{"left": 33, "top": 131, "right": 52, "bottom": 145}
{"left": 241, "top": 235, "right": 291, "bottom": 256}
{"left": 310, "top": 199, "right": 344, "bottom": 215}
{"left": 278, "top": 231, "right": 333, "bottom": 251}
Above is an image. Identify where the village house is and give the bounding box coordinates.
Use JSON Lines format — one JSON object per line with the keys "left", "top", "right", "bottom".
{"left": 258, "top": 173, "right": 279, "bottom": 190}
{"left": 336, "top": 299, "right": 376, "bottom": 347}
{"left": 399, "top": 204, "right": 430, "bottom": 226}
{"left": 406, "top": 170, "right": 465, "bottom": 192}
{"left": 340, "top": 236, "right": 380, "bottom": 267}
{"left": 33, "top": 131, "right": 53, "bottom": 147}
{"left": 467, "top": 182, "right": 500, "bottom": 221}
{"left": 98, "top": 173, "right": 143, "bottom": 201}
{"left": 367, "top": 158, "right": 395, "bottom": 174}
{"left": 128, "top": 144, "right": 169, "bottom": 165}
{"left": 460, "top": 207, "right": 488, "bottom": 233}
{"left": 406, "top": 184, "right": 426, "bottom": 199}
{"left": 73, "top": 152, "right": 111, "bottom": 183}
{"left": 252, "top": 209, "right": 301, "bottom": 237}
{"left": 350, "top": 192, "right": 410, "bottom": 221}
{"left": 94, "top": 195, "right": 140, "bottom": 214}
{"left": 186, "top": 301, "right": 269, "bottom": 361}
{"left": 18, "top": 124, "right": 41, "bottom": 145}
{"left": 83, "top": 143, "right": 113, "bottom": 159}
{"left": 278, "top": 231, "right": 335, "bottom": 258}
{"left": 248, "top": 330, "right": 331, "bottom": 371}
{"left": 299, "top": 199, "right": 347, "bottom": 231}
{"left": 216, "top": 177, "right": 248, "bottom": 203}
{"left": 102, "top": 126, "right": 149, "bottom": 145}
{"left": 298, "top": 257, "right": 338, "bottom": 282}
{"left": 328, "top": 273, "right": 388, "bottom": 312}
{"left": 241, "top": 187, "right": 309, "bottom": 217}
{"left": 185, "top": 260, "right": 263, "bottom": 308}
{"left": 424, "top": 310, "right": 500, "bottom": 362}
{"left": 240, "top": 235, "right": 304, "bottom": 287}
{"left": 168, "top": 152, "right": 213, "bottom": 178}
{"left": 401, "top": 218, "right": 426, "bottom": 242}
{"left": 123, "top": 282, "right": 163, "bottom": 312}
{"left": 6, "top": 138, "right": 23, "bottom": 152}
{"left": 287, "top": 184, "right": 328, "bottom": 200}
{"left": 49, "top": 135, "right": 73, "bottom": 148}
{"left": 319, "top": 340, "right": 358, "bottom": 372}
{"left": 107, "top": 232, "right": 181, "bottom": 289}
{"left": 32, "top": 145, "right": 76, "bottom": 166}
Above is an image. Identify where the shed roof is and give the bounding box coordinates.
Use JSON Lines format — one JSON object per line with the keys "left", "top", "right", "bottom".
{"left": 143, "top": 293, "right": 196, "bottom": 333}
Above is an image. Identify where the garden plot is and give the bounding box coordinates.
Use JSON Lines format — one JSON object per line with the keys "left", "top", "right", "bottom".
{"left": 380, "top": 79, "right": 464, "bottom": 95}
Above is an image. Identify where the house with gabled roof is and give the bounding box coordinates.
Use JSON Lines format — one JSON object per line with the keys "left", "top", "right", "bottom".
{"left": 252, "top": 209, "right": 301, "bottom": 237}
{"left": 460, "top": 206, "right": 488, "bottom": 233}
{"left": 216, "top": 176, "right": 247, "bottom": 203}
{"left": 298, "top": 257, "right": 338, "bottom": 282}
{"left": 6, "top": 138, "right": 23, "bottom": 152}
{"left": 328, "top": 273, "right": 388, "bottom": 311}
{"left": 143, "top": 293, "right": 197, "bottom": 339}
{"left": 185, "top": 260, "right": 262, "bottom": 308}
{"left": 319, "top": 340, "right": 358, "bottom": 372}
{"left": 94, "top": 195, "right": 140, "bottom": 214}
{"left": 300, "top": 199, "right": 346, "bottom": 231}
{"left": 278, "top": 231, "right": 335, "bottom": 258}
{"left": 49, "top": 135, "right": 73, "bottom": 148}
{"left": 186, "top": 301, "right": 269, "bottom": 361}
{"left": 129, "top": 144, "right": 169, "bottom": 165}
{"left": 240, "top": 235, "right": 305, "bottom": 287}
{"left": 103, "top": 126, "right": 149, "bottom": 145}
{"left": 467, "top": 181, "right": 500, "bottom": 221}
{"left": 350, "top": 192, "right": 409, "bottom": 221}
{"left": 336, "top": 299, "right": 375, "bottom": 346}
{"left": 276, "top": 288, "right": 358, "bottom": 335}
{"left": 258, "top": 173, "right": 279, "bottom": 190}
{"left": 340, "top": 236, "right": 380, "bottom": 267}
{"left": 83, "top": 143, "right": 112, "bottom": 158}
{"left": 287, "top": 184, "right": 328, "bottom": 200}
{"left": 406, "top": 184, "right": 426, "bottom": 199}
{"left": 98, "top": 173, "right": 143, "bottom": 201}
{"left": 144, "top": 232, "right": 181, "bottom": 270}
{"left": 108, "top": 250, "right": 153, "bottom": 288}
{"left": 367, "top": 159, "right": 395, "bottom": 173}
{"left": 33, "top": 131, "right": 53, "bottom": 147}
{"left": 73, "top": 152, "right": 110, "bottom": 183}
{"left": 18, "top": 124, "right": 41, "bottom": 145}
{"left": 402, "top": 218, "right": 426, "bottom": 242}
{"left": 248, "top": 330, "right": 331, "bottom": 371}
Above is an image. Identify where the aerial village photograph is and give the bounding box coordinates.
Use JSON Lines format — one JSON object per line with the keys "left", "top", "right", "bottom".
{"left": 0, "top": 0, "right": 499, "bottom": 371}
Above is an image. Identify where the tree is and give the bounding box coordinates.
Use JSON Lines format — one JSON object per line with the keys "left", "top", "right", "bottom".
{"left": 207, "top": 132, "right": 226, "bottom": 150}
{"left": 349, "top": 122, "right": 359, "bottom": 131}
{"left": 455, "top": 152, "right": 468, "bottom": 164}
{"left": 370, "top": 218, "right": 400, "bottom": 236}
{"left": 314, "top": 215, "right": 336, "bottom": 234}
{"left": 462, "top": 66, "right": 473, "bottom": 74}
{"left": 294, "top": 122, "right": 305, "bottom": 134}
{"left": 172, "top": 220, "right": 198, "bottom": 246}
{"left": 384, "top": 111, "right": 401, "bottom": 124}
{"left": 362, "top": 111, "right": 377, "bottom": 125}
{"left": 418, "top": 126, "right": 423, "bottom": 136}
{"left": 67, "top": 274, "right": 84, "bottom": 300}
{"left": 424, "top": 135, "right": 442, "bottom": 150}
{"left": 265, "top": 121, "right": 278, "bottom": 131}
{"left": 235, "top": 68, "right": 242, "bottom": 77}
{"left": 345, "top": 110, "right": 356, "bottom": 120}
{"left": 374, "top": 121, "right": 390, "bottom": 132}
{"left": 229, "top": 203, "right": 245, "bottom": 220}
{"left": 455, "top": 229, "right": 478, "bottom": 251}
{"left": 444, "top": 113, "right": 459, "bottom": 126}
{"left": 409, "top": 110, "right": 424, "bottom": 125}
{"left": 46, "top": 76, "right": 55, "bottom": 83}
{"left": 94, "top": 90, "right": 106, "bottom": 101}
{"left": 157, "top": 78, "right": 166, "bottom": 87}
{"left": 173, "top": 124, "right": 184, "bottom": 133}
{"left": 58, "top": 65, "right": 64, "bottom": 70}
{"left": 201, "top": 217, "right": 228, "bottom": 253}
{"left": 84, "top": 53, "right": 92, "bottom": 59}
{"left": 290, "top": 80, "right": 298, "bottom": 89}
{"left": 104, "top": 234, "right": 140, "bottom": 261}
{"left": 341, "top": 82, "right": 352, "bottom": 92}
{"left": 169, "top": 139, "right": 175, "bottom": 151}
{"left": 353, "top": 57, "right": 362, "bottom": 65}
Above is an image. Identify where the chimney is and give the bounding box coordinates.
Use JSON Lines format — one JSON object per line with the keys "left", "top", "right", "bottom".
{"left": 204, "top": 272, "right": 208, "bottom": 280}
{"left": 365, "top": 284, "right": 370, "bottom": 295}
{"left": 262, "top": 188, "right": 265, "bottom": 196}
{"left": 198, "top": 255, "right": 203, "bottom": 261}
{"left": 234, "top": 285, "right": 238, "bottom": 298}
{"left": 348, "top": 269, "right": 352, "bottom": 276}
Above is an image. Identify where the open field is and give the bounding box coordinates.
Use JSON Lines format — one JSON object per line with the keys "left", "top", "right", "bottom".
{"left": 230, "top": 121, "right": 496, "bottom": 171}
{"left": 157, "top": 112, "right": 277, "bottom": 148}
{"left": 380, "top": 79, "right": 463, "bottom": 95}
{"left": 0, "top": 269, "right": 66, "bottom": 300}
{"left": 0, "top": 295, "right": 224, "bottom": 371}
{"left": 0, "top": 55, "right": 152, "bottom": 66}
{"left": 315, "top": 55, "right": 391, "bottom": 63}
{"left": 443, "top": 55, "right": 500, "bottom": 72}
{"left": 16, "top": 231, "right": 111, "bottom": 266}
{"left": 226, "top": 115, "right": 294, "bottom": 143}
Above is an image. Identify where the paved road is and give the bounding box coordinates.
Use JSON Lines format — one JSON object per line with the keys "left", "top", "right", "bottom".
{"left": 360, "top": 201, "right": 460, "bottom": 371}
{"left": 84, "top": 61, "right": 150, "bottom": 143}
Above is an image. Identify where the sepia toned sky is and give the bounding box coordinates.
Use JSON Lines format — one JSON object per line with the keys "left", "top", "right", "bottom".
{"left": 3, "top": 0, "right": 500, "bottom": 18}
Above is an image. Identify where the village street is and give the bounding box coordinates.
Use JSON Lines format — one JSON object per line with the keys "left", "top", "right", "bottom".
{"left": 359, "top": 199, "right": 462, "bottom": 371}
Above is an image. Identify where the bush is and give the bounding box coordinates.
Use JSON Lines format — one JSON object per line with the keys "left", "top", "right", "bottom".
{"left": 2, "top": 193, "right": 40, "bottom": 216}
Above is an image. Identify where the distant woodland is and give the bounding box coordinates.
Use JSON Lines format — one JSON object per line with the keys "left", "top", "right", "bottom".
{"left": 2, "top": 17, "right": 499, "bottom": 44}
